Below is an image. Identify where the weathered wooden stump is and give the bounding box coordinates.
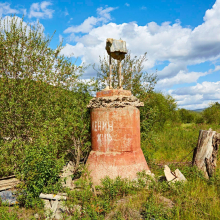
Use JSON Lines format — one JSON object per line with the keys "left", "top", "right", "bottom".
{"left": 192, "top": 129, "right": 220, "bottom": 178}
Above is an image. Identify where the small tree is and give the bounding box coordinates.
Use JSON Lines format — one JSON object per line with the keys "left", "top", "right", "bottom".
{"left": 94, "top": 52, "right": 157, "bottom": 97}
{"left": 140, "top": 92, "right": 177, "bottom": 135}
{"left": 203, "top": 102, "right": 220, "bottom": 124}
{"left": 94, "top": 51, "right": 177, "bottom": 133}
{"left": 177, "top": 108, "right": 196, "bottom": 124}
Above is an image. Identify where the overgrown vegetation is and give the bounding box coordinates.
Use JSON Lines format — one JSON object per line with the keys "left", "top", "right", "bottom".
{"left": 0, "top": 15, "right": 220, "bottom": 219}
{"left": 0, "top": 16, "right": 92, "bottom": 206}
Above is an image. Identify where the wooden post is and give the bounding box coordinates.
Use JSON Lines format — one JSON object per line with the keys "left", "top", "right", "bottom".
{"left": 192, "top": 129, "right": 220, "bottom": 178}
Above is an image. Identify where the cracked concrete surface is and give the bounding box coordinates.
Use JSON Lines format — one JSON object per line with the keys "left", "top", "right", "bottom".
{"left": 87, "top": 95, "right": 144, "bottom": 108}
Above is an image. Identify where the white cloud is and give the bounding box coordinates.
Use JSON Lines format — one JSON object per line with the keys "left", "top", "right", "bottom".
{"left": 125, "top": 3, "right": 130, "bottom": 7}
{"left": 1, "top": 15, "right": 45, "bottom": 38}
{"left": 64, "top": 6, "right": 117, "bottom": 34}
{"left": 64, "top": 16, "right": 98, "bottom": 34}
{"left": 21, "top": 9, "right": 27, "bottom": 16}
{"left": 64, "top": 7, "right": 69, "bottom": 16}
{"left": 75, "top": 35, "right": 102, "bottom": 47}
{"left": 141, "top": 6, "right": 147, "bottom": 10}
{"left": 157, "top": 70, "right": 208, "bottom": 89}
{"left": 0, "top": 2, "right": 20, "bottom": 17}
{"left": 59, "top": 34, "right": 63, "bottom": 43}
{"left": 214, "top": 65, "right": 220, "bottom": 71}
{"left": 61, "top": 0, "right": 220, "bottom": 109}
{"left": 61, "top": 43, "right": 84, "bottom": 57}
{"left": 97, "top": 7, "right": 116, "bottom": 22}
{"left": 204, "top": 0, "right": 220, "bottom": 21}
{"left": 173, "top": 81, "right": 220, "bottom": 96}
{"left": 170, "top": 81, "right": 220, "bottom": 109}
{"left": 29, "top": 1, "right": 54, "bottom": 19}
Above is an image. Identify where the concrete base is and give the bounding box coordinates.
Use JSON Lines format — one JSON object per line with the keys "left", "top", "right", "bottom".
{"left": 86, "top": 89, "right": 151, "bottom": 185}
{"left": 86, "top": 148, "right": 150, "bottom": 185}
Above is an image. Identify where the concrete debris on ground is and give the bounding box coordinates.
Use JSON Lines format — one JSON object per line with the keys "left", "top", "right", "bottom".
{"left": 0, "top": 176, "right": 20, "bottom": 206}
{"left": 164, "top": 165, "right": 187, "bottom": 183}
{"left": 39, "top": 193, "right": 67, "bottom": 219}
{"left": 60, "top": 161, "right": 75, "bottom": 189}
{"left": 87, "top": 95, "right": 144, "bottom": 108}
{"left": 0, "top": 190, "right": 18, "bottom": 205}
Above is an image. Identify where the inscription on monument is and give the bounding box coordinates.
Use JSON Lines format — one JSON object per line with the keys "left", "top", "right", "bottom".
{"left": 97, "top": 134, "right": 112, "bottom": 145}
{"left": 92, "top": 121, "right": 113, "bottom": 132}
{"left": 92, "top": 121, "right": 113, "bottom": 146}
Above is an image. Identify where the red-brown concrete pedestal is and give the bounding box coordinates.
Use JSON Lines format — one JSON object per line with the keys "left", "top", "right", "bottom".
{"left": 86, "top": 89, "right": 150, "bottom": 185}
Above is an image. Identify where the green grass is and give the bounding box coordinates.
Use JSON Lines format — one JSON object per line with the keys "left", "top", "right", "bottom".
{"left": 139, "top": 122, "right": 220, "bottom": 219}
{"left": 1, "top": 122, "right": 220, "bottom": 219}
{"left": 142, "top": 122, "right": 220, "bottom": 165}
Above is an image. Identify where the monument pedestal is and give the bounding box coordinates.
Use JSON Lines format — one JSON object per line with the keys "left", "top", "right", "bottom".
{"left": 86, "top": 89, "right": 151, "bottom": 185}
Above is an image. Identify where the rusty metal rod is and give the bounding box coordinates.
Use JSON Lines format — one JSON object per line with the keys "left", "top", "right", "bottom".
{"left": 118, "top": 59, "right": 122, "bottom": 89}
{"left": 109, "top": 54, "right": 112, "bottom": 88}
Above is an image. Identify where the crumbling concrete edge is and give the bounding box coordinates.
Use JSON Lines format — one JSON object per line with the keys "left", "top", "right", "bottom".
{"left": 87, "top": 95, "right": 144, "bottom": 108}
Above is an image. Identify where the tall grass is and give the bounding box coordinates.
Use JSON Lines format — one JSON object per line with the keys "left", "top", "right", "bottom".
{"left": 142, "top": 122, "right": 220, "bottom": 165}
{"left": 1, "top": 122, "right": 220, "bottom": 219}
{"left": 63, "top": 123, "right": 220, "bottom": 219}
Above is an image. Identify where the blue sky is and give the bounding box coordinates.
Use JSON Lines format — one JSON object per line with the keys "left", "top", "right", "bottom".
{"left": 0, "top": 0, "right": 220, "bottom": 110}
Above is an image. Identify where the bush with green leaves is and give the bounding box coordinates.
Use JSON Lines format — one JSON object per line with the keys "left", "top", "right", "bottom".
{"left": 65, "top": 170, "right": 149, "bottom": 219}
{"left": 94, "top": 52, "right": 157, "bottom": 96}
{"left": 194, "top": 113, "right": 204, "bottom": 124}
{"left": 203, "top": 102, "right": 220, "bottom": 124}
{"left": 0, "top": 206, "right": 19, "bottom": 220}
{"left": 141, "top": 193, "right": 170, "bottom": 220}
{"left": 0, "top": 16, "right": 92, "bottom": 206}
{"left": 177, "top": 108, "right": 196, "bottom": 123}
{"left": 140, "top": 92, "right": 178, "bottom": 135}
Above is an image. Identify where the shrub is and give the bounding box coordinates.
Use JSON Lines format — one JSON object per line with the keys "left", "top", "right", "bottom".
{"left": 140, "top": 92, "right": 178, "bottom": 135}
{"left": 141, "top": 193, "right": 170, "bottom": 220}
{"left": 203, "top": 102, "right": 220, "bottom": 124}
{"left": 195, "top": 113, "right": 204, "bottom": 124}
{"left": 0, "top": 16, "right": 92, "bottom": 206}
{"left": 177, "top": 108, "right": 195, "bottom": 123}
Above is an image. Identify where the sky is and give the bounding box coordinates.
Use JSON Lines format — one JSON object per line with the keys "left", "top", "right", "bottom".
{"left": 0, "top": 0, "right": 220, "bottom": 110}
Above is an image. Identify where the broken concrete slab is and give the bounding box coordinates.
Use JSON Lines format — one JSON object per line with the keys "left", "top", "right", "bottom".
{"left": 39, "top": 193, "right": 67, "bottom": 201}
{"left": 164, "top": 165, "right": 176, "bottom": 182}
{"left": 105, "top": 38, "right": 128, "bottom": 60}
{"left": 40, "top": 193, "right": 67, "bottom": 219}
{"left": 175, "top": 169, "right": 187, "bottom": 182}
{"left": 60, "top": 161, "right": 75, "bottom": 189}
{"left": 164, "top": 165, "right": 187, "bottom": 183}
{"left": 87, "top": 95, "right": 144, "bottom": 109}
{"left": 60, "top": 161, "right": 75, "bottom": 178}
{"left": 0, "top": 190, "right": 18, "bottom": 205}
{"left": 55, "top": 200, "right": 70, "bottom": 219}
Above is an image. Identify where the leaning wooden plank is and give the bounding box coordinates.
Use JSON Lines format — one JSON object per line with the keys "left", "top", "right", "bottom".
{"left": 0, "top": 178, "right": 20, "bottom": 191}
{"left": 192, "top": 129, "right": 220, "bottom": 178}
{"left": 0, "top": 179, "right": 20, "bottom": 186}
{"left": 0, "top": 175, "right": 16, "bottom": 181}
{"left": 39, "top": 193, "right": 67, "bottom": 200}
